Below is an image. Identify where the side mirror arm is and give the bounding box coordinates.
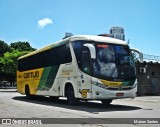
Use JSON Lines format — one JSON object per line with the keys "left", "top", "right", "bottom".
{"left": 83, "top": 44, "right": 96, "bottom": 59}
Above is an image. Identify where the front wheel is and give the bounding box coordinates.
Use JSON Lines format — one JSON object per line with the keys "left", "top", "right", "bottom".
{"left": 101, "top": 99, "right": 113, "bottom": 105}
{"left": 66, "top": 86, "right": 78, "bottom": 105}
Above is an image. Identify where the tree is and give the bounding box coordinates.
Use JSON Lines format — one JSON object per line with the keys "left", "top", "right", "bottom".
{"left": 0, "top": 40, "right": 35, "bottom": 81}
{"left": 0, "top": 50, "right": 30, "bottom": 74}
{"left": 0, "top": 40, "right": 10, "bottom": 73}
{"left": 10, "top": 41, "right": 36, "bottom": 52}
{"left": 0, "top": 40, "right": 10, "bottom": 57}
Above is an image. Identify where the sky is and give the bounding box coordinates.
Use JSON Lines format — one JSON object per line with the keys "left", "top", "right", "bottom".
{"left": 0, "top": 0, "right": 160, "bottom": 56}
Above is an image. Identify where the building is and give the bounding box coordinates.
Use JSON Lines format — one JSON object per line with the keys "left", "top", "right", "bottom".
{"left": 131, "top": 49, "right": 160, "bottom": 96}
{"left": 109, "top": 26, "right": 125, "bottom": 41}
{"left": 136, "top": 61, "right": 160, "bottom": 96}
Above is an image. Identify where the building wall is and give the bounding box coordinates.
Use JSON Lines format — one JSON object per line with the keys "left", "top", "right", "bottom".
{"left": 136, "top": 62, "right": 160, "bottom": 96}
{"left": 109, "top": 26, "right": 125, "bottom": 41}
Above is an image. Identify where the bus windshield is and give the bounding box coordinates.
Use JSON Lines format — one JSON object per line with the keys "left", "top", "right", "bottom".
{"left": 93, "top": 43, "right": 136, "bottom": 81}
{"left": 72, "top": 40, "right": 136, "bottom": 81}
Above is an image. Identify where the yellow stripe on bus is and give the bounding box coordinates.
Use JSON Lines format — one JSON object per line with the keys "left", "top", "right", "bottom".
{"left": 100, "top": 79, "right": 122, "bottom": 87}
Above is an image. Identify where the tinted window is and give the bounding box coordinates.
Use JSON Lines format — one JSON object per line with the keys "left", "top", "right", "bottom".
{"left": 18, "top": 43, "right": 72, "bottom": 71}
{"left": 72, "top": 40, "right": 93, "bottom": 75}
{"left": 72, "top": 40, "right": 85, "bottom": 71}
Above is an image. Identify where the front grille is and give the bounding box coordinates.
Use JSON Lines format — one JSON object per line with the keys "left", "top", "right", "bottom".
{"left": 94, "top": 82, "right": 133, "bottom": 91}
{"left": 107, "top": 86, "right": 132, "bottom": 91}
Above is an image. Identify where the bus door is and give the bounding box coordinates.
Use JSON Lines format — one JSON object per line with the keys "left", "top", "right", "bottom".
{"left": 78, "top": 47, "right": 93, "bottom": 99}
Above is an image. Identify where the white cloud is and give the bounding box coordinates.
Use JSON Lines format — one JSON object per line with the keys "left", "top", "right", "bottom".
{"left": 38, "top": 18, "right": 53, "bottom": 28}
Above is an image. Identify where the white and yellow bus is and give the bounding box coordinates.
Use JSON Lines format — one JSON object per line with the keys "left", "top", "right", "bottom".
{"left": 17, "top": 35, "right": 137, "bottom": 105}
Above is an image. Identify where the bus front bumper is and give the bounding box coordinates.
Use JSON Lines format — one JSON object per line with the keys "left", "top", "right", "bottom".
{"left": 92, "top": 86, "right": 137, "bottom": 100}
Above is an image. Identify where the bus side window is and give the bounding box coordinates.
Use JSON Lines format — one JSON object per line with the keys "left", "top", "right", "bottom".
{"left": 82, "top": 47, "right": 91, "bottom": 74}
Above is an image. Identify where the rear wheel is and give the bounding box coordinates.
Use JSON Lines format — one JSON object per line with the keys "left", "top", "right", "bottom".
{"left": 25, "top": 85, "right": 31, "bottom": 99}
{"left": 101, "top": 99, "right": 113, "bottom": 105}
{"left": 66, "top": 85, "right": 78, "bottom": 105}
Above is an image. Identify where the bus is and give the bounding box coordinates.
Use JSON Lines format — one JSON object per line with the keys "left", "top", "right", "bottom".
{"left": 17, "top": 35, "right": 137, "bottom": 105}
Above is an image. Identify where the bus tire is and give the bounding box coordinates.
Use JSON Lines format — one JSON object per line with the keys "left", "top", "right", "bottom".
{"left": 25, "top": 85, "right": 31, "bottom": 99}
{"left": 66, "top": 85, "right": 78, "bottom": 105}
{"left": 49, "top": 96, "right": 59, "bottom": 101}
{"left": 101, "top": 99, "right": 113, "bottom": 105}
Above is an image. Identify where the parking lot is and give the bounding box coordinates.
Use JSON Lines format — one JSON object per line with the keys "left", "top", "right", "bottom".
{"left": 0, "top": 89, "right": 160, "bottom": 127}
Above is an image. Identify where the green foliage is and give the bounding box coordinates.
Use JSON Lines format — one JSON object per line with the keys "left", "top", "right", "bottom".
{"left": 0, "top": 40, "right": 11, "bottom": 57}
{"left": 0, "top": 50, "right": 30, "bottom": 74}
{"left": 10, "top": 41, "right": 36, "bottom": 52}
{"left": 0, "top": 40, "right": 36, "bottom": 75}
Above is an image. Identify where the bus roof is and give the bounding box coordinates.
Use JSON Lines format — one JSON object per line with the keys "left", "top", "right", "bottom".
{"left": 69, "top": 35, "right": 128, "bottom": 45}
{"left": 18, "top": 35, "right": 128, "bottom": 60}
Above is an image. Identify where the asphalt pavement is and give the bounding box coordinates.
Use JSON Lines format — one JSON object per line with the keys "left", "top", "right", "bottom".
{"left": 0, "top": 88, "right": 160, "bottom": 102}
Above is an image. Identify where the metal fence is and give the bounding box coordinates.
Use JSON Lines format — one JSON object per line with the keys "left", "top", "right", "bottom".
{"left": 143, "top": 54, "right": 160, "bottom": 61}
{"left": 0, "top": 81, "right": 17, "bottom": 89}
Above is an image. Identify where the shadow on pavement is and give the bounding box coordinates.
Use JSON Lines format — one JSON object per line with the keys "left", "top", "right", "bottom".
{"left": 12, "top": 95, "right": 142, "bottom": 113}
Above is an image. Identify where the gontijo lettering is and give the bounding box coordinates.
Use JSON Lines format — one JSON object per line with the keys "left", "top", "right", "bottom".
{"left": 23, "top": 71, "right": 39, "bottom": 79}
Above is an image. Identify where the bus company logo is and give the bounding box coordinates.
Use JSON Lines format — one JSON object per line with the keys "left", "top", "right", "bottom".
{"left": 23, "top": 71, "right": 39, "bottom": 79}
{"left": 2, "top": 119, "right": 11, "bottom": 124}
{"left": 79, "top": 89, "right": 90, "bottom": 98}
